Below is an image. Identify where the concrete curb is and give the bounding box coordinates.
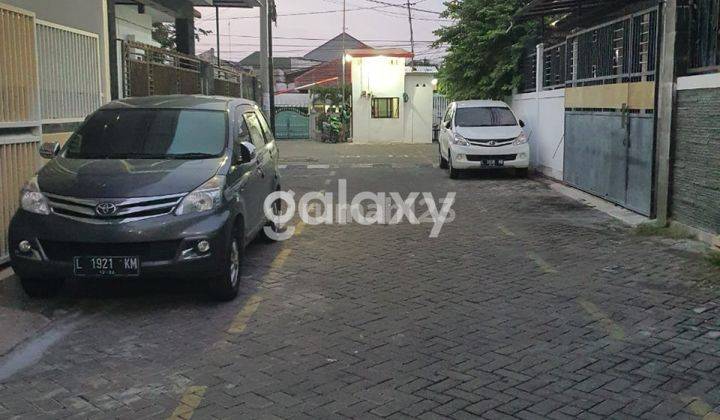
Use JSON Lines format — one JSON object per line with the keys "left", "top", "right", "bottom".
{"left": 536, "top": 177, "right": 650, "bottom": 227}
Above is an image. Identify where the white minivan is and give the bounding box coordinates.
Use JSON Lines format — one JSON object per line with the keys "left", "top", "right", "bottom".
{"left": 438, "top": 100, "right": 529, "bottom": 178}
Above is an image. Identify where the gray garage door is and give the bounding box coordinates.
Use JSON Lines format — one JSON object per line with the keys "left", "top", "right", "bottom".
{"left": 565, "top": 111, "right": 654, "bottom": 216}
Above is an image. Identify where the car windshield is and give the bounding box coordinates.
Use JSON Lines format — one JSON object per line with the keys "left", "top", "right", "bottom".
{"left": 63, "top": 109, "right": 227, "bottom": 159}
{"left": 455, "top": 107, "right": 517, "bottom": 127}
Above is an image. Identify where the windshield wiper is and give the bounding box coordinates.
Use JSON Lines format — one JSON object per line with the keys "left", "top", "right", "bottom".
{"left": 166, "top": 153, "right": 218, "bottom": 159}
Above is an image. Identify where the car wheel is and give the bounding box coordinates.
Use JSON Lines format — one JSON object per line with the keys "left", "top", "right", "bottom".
{"left": 448, "top": 149, "right": 460, "bottom": 179}
{"left": 20, "top": 277, "right": 63, "bottom": 298}
{"left": 439, "top": 144, "right": 448, "bottom": 169}
{"left": 208, "top": 223, "right": 243, "bottom": 301}
{"left": 261, "top": 190, "right": 284, "bottom": 243}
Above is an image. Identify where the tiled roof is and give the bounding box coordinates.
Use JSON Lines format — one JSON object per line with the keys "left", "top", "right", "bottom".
{"left": 294, "top": 59, "right": 351, "bottom": 89}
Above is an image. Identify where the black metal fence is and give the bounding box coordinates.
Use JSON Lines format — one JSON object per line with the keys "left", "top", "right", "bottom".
{"left": 543, "top": 42, "right": 566, "bottom": 89}
{"left": 519, "top": 51, "right": 537, "bottom": 93}
{"left": 686, "top": 0, "right": 720, "bottom": 74}
{"left": 520, "top": 7, "right": 659, "bottom": 91}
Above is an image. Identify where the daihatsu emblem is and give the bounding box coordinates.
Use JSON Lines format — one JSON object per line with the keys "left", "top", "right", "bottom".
{"left": 95, "top": 202, "right": 117, "bottom": 216}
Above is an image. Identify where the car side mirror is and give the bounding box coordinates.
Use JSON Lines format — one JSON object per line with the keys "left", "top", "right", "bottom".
{"left": 39, "top": 142, "right": 60, "bottom": 159}
{"left": 444, "top": 120, "right": 452, "bottom": 129}
{"left": 519, "top": 120, "right": 526, "bottom": 128}
{"left": 235, "top": 141, "right": 257, "bottom": 164}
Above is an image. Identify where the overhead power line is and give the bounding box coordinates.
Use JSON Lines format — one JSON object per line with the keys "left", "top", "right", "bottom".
{"left": 197, "top": 33, "right": 438, "bottom": 43}
{"left": 201, "top": 5, "right": 391, "bottom": 21}
{"left": 360, "top": 0, "right": 443, "bottom": 15}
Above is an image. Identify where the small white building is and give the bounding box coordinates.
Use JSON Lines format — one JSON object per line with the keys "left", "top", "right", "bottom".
{"left": 349, "top": 49, "right": 436, "bottom": 144}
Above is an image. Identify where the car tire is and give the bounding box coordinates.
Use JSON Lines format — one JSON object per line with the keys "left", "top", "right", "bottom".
{"left": 439, "top": 145, "right": 448, "bottom": 169}
{"left": 448, "top": 150, "right": 460, "bottom": 179}
{"left": 261, "top": 189, "right": 284, "bottom": 243}
{"left": 20, "top": 277, "right": 63, "bottom": 298}
{"left": 208, "top": 223, "right": 243, "bottom": 301}
{"left": 516, "top": 168, "right": 529, "bottom": 177}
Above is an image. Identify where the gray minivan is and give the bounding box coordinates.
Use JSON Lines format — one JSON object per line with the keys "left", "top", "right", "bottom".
{"left": 9, "top": 95, "right": 282, "bottom": 301}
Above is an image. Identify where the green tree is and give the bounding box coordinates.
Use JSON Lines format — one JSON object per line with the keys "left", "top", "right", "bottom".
{"left": 434, "top": 0, "right": 534, "bottom": 100}
{"left": 152, "top": 23, "right": 212, "bottom": 50}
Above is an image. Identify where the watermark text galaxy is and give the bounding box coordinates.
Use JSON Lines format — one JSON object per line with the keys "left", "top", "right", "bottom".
{"left": 262, "top": 180, "right": 456, "bottom": 240}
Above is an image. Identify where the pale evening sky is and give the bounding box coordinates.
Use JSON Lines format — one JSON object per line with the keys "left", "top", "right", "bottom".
{"left": 194, "top": 0, "right": 450, "bottom": 64}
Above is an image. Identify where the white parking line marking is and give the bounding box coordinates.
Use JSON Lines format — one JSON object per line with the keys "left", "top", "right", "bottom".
{"left": 307, "top": 164, "right": 330, "bottom": 169}
{"left": 351, "top": 163, "right": 374, "bottom": 168}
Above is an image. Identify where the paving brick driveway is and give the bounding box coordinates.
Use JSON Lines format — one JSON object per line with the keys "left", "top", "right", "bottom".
{"left": 0, "top": 141, "right": 719, "bottom": 419}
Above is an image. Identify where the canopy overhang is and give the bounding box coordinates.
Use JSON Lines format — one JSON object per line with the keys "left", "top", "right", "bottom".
{"left": 514, "top": 0, "right": 642, "bottom": 21}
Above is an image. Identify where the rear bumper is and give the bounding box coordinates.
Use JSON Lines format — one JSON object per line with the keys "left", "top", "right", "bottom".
{"left": 450, "top": 143, "right": 530, "bottom": 169}
{"left": 9, "top": 209, "right": 232, "bottom": 281}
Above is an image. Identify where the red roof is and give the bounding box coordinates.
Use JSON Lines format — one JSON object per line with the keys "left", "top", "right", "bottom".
{"left": 345, "top": 48, "right": 414, "bottom": 58}
{"left": 294, "top": 59, "right": 351, "bottom": 89}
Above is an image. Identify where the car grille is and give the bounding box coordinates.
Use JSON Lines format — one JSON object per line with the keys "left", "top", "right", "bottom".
{"left": 40, "top": 240, "right": 181, "bottom": 262}
{"left": 45, "top": 193, "right": 185, "bottom": 224}
{"left": 467, "top": 137, "right": 515, "bottom": 147}
{"left": 466, "top": 154, "right": 518, "bottom": 162}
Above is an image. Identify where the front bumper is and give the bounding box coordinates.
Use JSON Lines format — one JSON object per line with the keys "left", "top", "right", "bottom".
{"left": 450, "top": 143, "right": 530, "bottom": 169}
{"left": 9, "top": 209, "right": 232, "bottom": 281}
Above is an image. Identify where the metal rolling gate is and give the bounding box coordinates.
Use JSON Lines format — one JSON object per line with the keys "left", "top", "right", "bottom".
{"left": 274, "top": 107, "right": 309, "bottom": 139}
{"left": 563, "top": 7, "right": 658, "bottom": 216}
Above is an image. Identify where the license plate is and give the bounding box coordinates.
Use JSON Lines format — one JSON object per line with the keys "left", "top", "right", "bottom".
{"left": 481, "top": 159, "right": 504, "bottom": 167}
{"left": 73, "top": 256, "right": 140, "bottom": 277}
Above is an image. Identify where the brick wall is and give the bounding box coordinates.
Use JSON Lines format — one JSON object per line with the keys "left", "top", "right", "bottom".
{"left": 671, "top": 87, "right": 720, "bottom": 234}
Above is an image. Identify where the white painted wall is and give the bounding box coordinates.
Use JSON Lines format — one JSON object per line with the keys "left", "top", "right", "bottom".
{"left": 275, "top": 93, "right": 310, "bottom": 107}
{"left": 3, "top": 0, "right": 111, "bottom": 104}
{"left": 351, "top": 56, "right": 407, "bottom": 143}
{"left": 115, "top": 5, "right": 157, "bottom": 46}
{"left": 403, "top": 73, "right": 434, "bottom": 143}
{"left": 677, "top": 73, "right": 720, "bottom": 91}
{"left": 509, "top": 89, "right": 565, "bottom": 180}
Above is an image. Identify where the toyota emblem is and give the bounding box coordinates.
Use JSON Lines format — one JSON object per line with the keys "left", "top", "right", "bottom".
{"left": 489, "top": 140, "right": 496, "bottom": 146}
{"left": 95, "top": 202, "right": 118, "bottom": 216}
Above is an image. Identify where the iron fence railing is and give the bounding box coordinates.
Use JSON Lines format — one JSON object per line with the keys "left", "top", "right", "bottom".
{"left": 543, "top": 42, "right": 566, "bottom": 89}
{"left": 121, "top": 40, "right": 259, "bottom": 102}
{"left": 122, "top": 41, "right": 202, "bottom": 97}
{"left": 687, "top": 0, "right": 720, "bottom": 74}
{"left": 519, "top": 51, "right": 537, "bottom": 93}
{"left": 520, "top": 7, "right": 659, "bottom": 91}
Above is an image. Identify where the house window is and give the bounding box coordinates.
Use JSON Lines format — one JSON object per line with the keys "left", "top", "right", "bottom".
{"left": 371, "top": 97, "right": 400, "bottom": 119}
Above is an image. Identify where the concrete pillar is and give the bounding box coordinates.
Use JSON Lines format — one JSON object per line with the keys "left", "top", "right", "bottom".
{"left": 175, "top": 17, "right": 195, "bottom": 55}
{"left": 107, "top": 0, "right": 118, "bottom": 100}
{"left": 535, "top": 43, "right": 544, "bottom": 93}
{"left": 259, "top": 0, "right": 270, "bottom": 113}
{"left": 654, "top": 0, "right": 677, "bottom": 225}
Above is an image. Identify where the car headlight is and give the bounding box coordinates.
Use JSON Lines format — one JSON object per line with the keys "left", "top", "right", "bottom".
{"left": 20, "top": 176, "right": 50, "bottom": 215}
{"left": 176, "top": 175, "right": 226, "bottom": 216}
{"left": 513, "top": 132, "right": 529, "bottom": 145}
{"left": 452, "top": 133, "right": 470, "bottom": 146}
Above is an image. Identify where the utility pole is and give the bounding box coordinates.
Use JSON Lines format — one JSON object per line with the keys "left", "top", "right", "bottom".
{"left": 654, "top": 0, "right": 677, "bottom": 225}
{"left": 268, "top": 6, "right": 275, "bottom": 132}
{"left": 406, "top": 0, "right": 415, "bottom": 62}
{"left": 259, "top": 0, "right": 269, "bottom": 114}
{"left": 215, "top": 6, "right": 221, "bottom": 66}
{"left": 341, "top": 0, "right": 346, "bottom": 104}
{"left": 341, "top": 0, "right": 347, "bottom": 141}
